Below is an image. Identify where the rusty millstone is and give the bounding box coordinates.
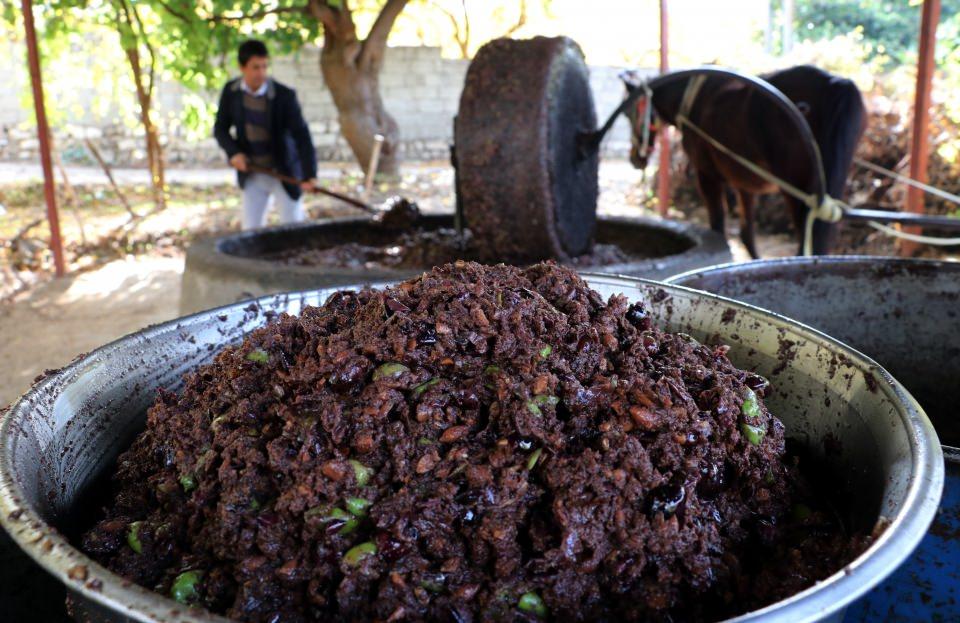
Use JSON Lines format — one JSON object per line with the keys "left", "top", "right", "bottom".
{"left": 455, "top": 36, "right": 599, "bottom": 262}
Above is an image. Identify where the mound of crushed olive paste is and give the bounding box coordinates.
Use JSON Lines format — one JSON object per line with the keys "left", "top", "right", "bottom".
{"left": 82, "top": 262, "right": 865, "bottom": 622}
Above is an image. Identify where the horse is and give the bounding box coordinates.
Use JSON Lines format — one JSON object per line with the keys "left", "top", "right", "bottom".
{"left": 621, "top": 65, "right": 866, "bottom": 257}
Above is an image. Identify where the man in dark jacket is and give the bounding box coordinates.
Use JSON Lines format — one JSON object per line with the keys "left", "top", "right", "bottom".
{"left": 214, "top": 39, "right": 317, "bottom": 230}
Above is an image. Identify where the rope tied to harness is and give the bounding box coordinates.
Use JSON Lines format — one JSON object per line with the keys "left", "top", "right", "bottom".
{"left": 673, "top": 107, "right": 960, "bottom": 254}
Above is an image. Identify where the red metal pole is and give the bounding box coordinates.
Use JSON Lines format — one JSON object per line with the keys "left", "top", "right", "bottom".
{"left": 901, "top": 0, "right": 940, "bottom": 257}
{"left": 22, "top": 0, "right": 66, "bottom": 276}
{"left": 657, "top": 0, "right": 671, "bottom": 217}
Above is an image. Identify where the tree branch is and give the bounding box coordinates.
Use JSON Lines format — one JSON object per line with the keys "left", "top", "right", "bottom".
{"left": 359, "top": 0, "right": 409, "bottom": 68}
{"left": 461, "top": 0, "right": 470, "bottom": 55}
{"left": 307, "top": 0, "right": 339, "bottom": 32}
{"left": 152, "top": 0, "right": 191, "bottom": 23}
{"left": 430, "top": 0, "right": 468, "bottom": 58}
{"left": 502, "top": 0, "right": 528, "bottom": 37}
{"left": 210, "top": 2, "right": 310, "bottom": 24}
{"left": 125, "top": 0, "right": 156, "bottom": 96}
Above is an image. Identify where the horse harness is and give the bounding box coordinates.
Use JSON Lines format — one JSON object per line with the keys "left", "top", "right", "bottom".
{"left": 631, "top": 74, "right": 707, "bottom": 161}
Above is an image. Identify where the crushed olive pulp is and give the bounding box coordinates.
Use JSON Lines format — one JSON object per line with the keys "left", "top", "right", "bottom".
{"left": 81, "top": 262, "right": 866, "bottom": 622}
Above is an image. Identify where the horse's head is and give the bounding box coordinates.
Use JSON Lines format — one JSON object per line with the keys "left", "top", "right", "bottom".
{"left": 620, "top": 70, "right": 658, "bottom": 169}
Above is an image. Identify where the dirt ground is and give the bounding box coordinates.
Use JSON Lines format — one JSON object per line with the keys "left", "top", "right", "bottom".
{"left": 0, "top": 256, "right": 183, "bottom": 406}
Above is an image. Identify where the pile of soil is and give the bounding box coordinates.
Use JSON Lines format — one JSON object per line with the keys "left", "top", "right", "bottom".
{"left": 81, "top": 262, "right": 866, "bottom": 622}
{"left": 262, "top": 228, "right": 637, "bottom": 270}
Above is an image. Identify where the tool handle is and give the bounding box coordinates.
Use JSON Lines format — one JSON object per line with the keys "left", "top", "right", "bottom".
{"left": 246, "top": 164, "right": 375, "bottom": 214}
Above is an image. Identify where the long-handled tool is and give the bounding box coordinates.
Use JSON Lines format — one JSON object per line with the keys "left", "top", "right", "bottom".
{"left": 246, "top": 164, "right": 422, "bottom": 230}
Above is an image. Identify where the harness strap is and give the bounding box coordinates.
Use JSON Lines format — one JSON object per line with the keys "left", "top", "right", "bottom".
{"left": 636, "top": 81, "right": 655, "bottom": 159}
{"left": 678, "top": 75, "right": 707, "bottom": 120}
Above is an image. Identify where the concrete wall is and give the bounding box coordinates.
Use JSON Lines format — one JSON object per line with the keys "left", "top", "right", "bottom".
{"left": 2, "top": 45, "right": 647, "bottom": 166}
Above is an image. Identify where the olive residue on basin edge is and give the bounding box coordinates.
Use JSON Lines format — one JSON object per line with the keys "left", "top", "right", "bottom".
{"left": 81, "top": 262, "right": 868, "bottom": 622}
{"left": 259, "top": 228, "right": 641, "bottom": 269}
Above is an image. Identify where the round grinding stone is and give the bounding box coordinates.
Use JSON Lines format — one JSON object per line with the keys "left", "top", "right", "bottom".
{"left": 455, "top": 36, "right": 599, "bottom": 262}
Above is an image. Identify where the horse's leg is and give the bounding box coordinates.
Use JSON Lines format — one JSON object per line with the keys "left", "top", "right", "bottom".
{"left": 784, "top": 194, "right": 808, "bottom": 255}
{"left": 696, "top": 172, "right": 726, "bottom": 234}
{"left": 736, "top": 190, "right": 759, "bottom": 259}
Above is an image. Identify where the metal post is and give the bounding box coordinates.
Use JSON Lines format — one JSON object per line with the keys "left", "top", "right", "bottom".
{"left": 21, "top": 0, "right": 65, "bottom": 276}
{"left": 657, "top": 0, "right": 671, "bottom": 217}
{"left": 902, "top": 0, "right": 940, "bottom": 257}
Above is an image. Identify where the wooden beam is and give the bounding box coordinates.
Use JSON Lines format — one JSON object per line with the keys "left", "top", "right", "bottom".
{"left": 21, "top": 0, "right": 66, "bottom": 276}
{"left": 657, "top": 0, "right": 670, "bottom": 217}
{"left": 902, "top": 0, "right": 940, "bottom": 256}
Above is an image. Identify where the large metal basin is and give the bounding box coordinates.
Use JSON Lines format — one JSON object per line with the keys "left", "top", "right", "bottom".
{"left": 0, "top": 275, "right": 942, "bottom": 623}
{"left": 179, "top": 215, "right": 731, "bottom": 314}
{"left": 667, "top": 256, "right": 959, "bottom": 620}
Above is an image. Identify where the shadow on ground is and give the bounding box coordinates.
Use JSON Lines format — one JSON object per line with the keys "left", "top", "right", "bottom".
{"left": 0, "top": 256, "right": 182, "bottom": 407}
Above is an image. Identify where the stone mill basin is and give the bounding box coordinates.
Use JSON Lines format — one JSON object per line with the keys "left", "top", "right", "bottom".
{"left": 179, "top": 214, "right": 731, "bottom": 314}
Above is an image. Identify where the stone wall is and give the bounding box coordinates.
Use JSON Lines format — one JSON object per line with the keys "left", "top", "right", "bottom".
{"left": 2, "top": 45, "right": 649, "bottom": 166}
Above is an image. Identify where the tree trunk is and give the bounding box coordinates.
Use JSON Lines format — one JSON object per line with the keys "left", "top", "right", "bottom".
{"left": 321, "top": 43, "right": 399, "bottom": 176}
{"left": 310, "top": 0, "right": 408, "bottom": 177}
{"left": 116, "top": 0, "right": 167, "bottom": 211}
{"left": 125, "top": 48, "right": 167, "bottom": 210}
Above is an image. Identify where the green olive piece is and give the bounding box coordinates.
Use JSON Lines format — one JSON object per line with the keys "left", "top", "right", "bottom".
{"left": 126, "top": 521, "right": 143, "bottom": 554}
{"left": 343, "top": 541, "right": 377, "bottom": 566}
{"left": 420, "top": 573, "right": 446, "bottom": 594}
{"left": 527, "top": 394, "right": 559, "bottom": 417}
{"left": 170, "top": 570, "right": 203, "bottom": 604}
{"left": 539, "top": 345, "right": 552, "bottom": 358}
{"left": 741, "top": 421, "right": 766, "bottom": 445}
{"left": 345, "top": 496, "right": 372, "bottom": 517}
{"left": 484, "top": 365, "right": 502, "bottom": 389}
{"left": 348, "top": 460, "right": 374, "bottom": 487}
{"left": 412, "top": 378, "right": 440, "bottom": 397}
{"left": 532, "top": 395, "right": 559, "bottom": 407}
{"left": 179, "top": 473, "right": 197, "bottom": 493}
{"left": 526, "top": 448, "right": 543, "bottom": 471}
{"left": 246, "top": 348, "right": 269, "bottom": 363}
{"left": 741, "top": 387, "right": 761, "bottom": 419}
{"left": 319, "top": 507, "right": 358, "bottom": 535}
{"left": 518, "top": 591, "right": 548, "bottom": 617}
{"left": 372, "top": 362, "right": 410, "bottom": 381}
